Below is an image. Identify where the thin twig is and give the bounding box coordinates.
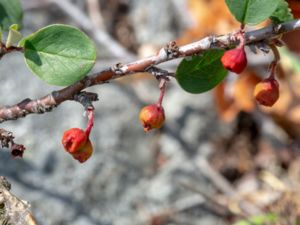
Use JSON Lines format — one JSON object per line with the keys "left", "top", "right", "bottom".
{"left": 0, "top": 43, "right": 23, "bottom": 59}
{"left": 195, "top": 156, "right": 262, "bottom": 215}
{"left": 48, "top": 0, "right": 135, "bottom": 59}
{"left": 195, "top": 156, "right": 236, "bottom": 197}
{"left": 0, "top": 129, "right": 25, "bottom": 157}
{"left": 86, "top": 0, "right": 105, "bottom": 30}
{"left": 0, "top": 19, "right": 300, "bottom": 123}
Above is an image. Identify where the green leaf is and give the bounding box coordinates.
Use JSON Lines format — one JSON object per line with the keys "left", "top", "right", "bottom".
{"left": 21, "top": 24, "right": 97, "bottom": 86}
{"left": 5, "top": 24, "right": 22, "bottom": 47}
{"left": 270, "top": 0, "right": 294, "bottom": 24}
{"left": 233, "top": 213, "right": 278, "bottom": 225}
{"left": 175, "top": 49, "right": 227, "bottom": 94}
{"left": 0, "top": 0, "right": 23, "bottom": 30}
{"left": 225, "top": 0, "right": 280, "bottom": 25}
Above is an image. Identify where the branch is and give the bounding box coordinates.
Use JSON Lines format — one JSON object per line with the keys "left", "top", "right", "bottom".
{"left": 0, "top": 19, "right": 299, "bottom": 123}
{"left": 0, "top": 176, "right": 37, "bottom": 225}
{"left": 0, "top": 43, "right": 23, "bottom": 59}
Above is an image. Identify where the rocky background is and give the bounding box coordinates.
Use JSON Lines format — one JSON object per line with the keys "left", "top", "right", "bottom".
{"left": 1, "top": 1, "right": 300, "bottom": 225}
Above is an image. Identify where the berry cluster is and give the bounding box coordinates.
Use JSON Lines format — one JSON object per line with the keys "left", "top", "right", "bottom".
{"left": 61, "top": 28, "right": 282, "bottom": 163}
{"left": 221, "top": 29, "right": 280, "bottom": 107}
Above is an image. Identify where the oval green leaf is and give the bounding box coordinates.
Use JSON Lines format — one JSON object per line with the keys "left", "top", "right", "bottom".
{"left": 225, "top": 0, "right": 280, "bottom": 25}
{"left": 21, "top": 24, "right": 96, "bottom": 86}
{"left": 0, "top": 0, "right": 23, "bottom": 30}
{"left": 175, "top": 49, "right": 227, "bottom": 94}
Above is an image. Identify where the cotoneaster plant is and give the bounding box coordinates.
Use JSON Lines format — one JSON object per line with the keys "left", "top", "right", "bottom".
{"left": 0, "top": 0, "right": 296, "bottom": 163}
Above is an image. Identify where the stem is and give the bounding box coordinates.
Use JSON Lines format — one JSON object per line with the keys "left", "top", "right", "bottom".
{"left": 0, "top": 42, "right": 23, "bottom": 58}
{"left": 270, "top": 44, "right": 281, "bottom": 62}
{"left": 237, "top": 30, "right": 246, "bottom": 48}
{"left": 268, "top": 61, "right": 277, "bottom": 79}
{"left": 85, "top": 108, "right": 94, "bottom": 137}
{"left": 157, "top": 79, "right": 167, "bottom": 107}
{"left": 240, "top": 24, "right": 245, "bottom": 32}
{"left": 268, "top": 44, "right": 280, "bottom": 79}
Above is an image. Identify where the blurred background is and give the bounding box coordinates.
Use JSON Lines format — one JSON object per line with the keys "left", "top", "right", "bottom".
{"left": 1, "top": 0, "right": 300, "bottom": 224}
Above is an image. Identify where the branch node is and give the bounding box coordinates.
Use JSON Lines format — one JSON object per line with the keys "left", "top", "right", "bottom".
{"left": 209, "top": 35, "right": 218, "bottom": 48}
{"left": 18, "top": 98, "right": 31, "bottom": 107}
{"left": 273, "top": 23, "right": 283, "bottom": 34}
{"left": 0, "top": 129, "right": 13, "bottom": 148}
{"left": 146, "top": 66, "right": 172, "bottom": 81}
{"left": 74, "top": 91, "right": 99, "bottom": 110}
{"left": 165, "top": 41, "right": 180, "bottom": 58}
{"left": 111, "top": 63, "right": 126, "bottom": 76}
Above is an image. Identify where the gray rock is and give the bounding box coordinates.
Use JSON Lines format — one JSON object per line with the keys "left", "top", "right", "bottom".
{"left": 0, "top": 2, "right": 227, "bottom": 225}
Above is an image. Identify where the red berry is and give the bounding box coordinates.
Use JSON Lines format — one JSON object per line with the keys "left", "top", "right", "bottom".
{"left": 61, "top": 128, "right": 93, "bottom": 163}
{"left": 139, "top": 104, "right": 165, "bottom": 132}
{"left": 254, "top": 78, "right": 279, "bottom": 107}
{"left": 62, "top": 128, "right": 87, "bottom": 153}
{"left": 71, "top": 139, "right": 93, "bottom": 163}
{"left": 221, "top": 47, "right": 247, "bottom": 74}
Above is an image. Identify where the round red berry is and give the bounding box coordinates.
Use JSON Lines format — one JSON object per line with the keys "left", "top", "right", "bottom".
{"left": 139, "top": 104, "right": 165, "bottom": 132}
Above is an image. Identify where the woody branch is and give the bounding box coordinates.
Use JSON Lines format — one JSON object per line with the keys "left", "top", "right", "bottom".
{"left": 0, "top": 19, "right": 299, "bottom": 123}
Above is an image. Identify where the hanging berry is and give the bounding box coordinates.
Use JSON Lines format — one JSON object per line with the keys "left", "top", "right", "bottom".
{"left": 254, "top": 77, "right": 279, "bottom": 107}
{"left": 221, "top": 28, "right": 247, "bottom": 74}
{"left": 139, "top": 104, "right": 165, "bottom": 132}
{"left": 221, "top": 47, "right": 247, "bottom": 74}
{"left": 139, "top": 78, "right": 167, "bottom": 132}
{"left": 61, "top": 108, "right": 95, "bottom": 163}
{"left": 62, "top": 128, "right": 93, "bottom": 163}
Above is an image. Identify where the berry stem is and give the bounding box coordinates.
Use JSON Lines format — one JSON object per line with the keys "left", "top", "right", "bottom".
{"left": 268, "top": 61, "right": 277, "bottom": 79}
{"left": 237, "top": 31, "right": 246, "bottom": 49}
{"left": 234, "top": 25, "right": 246, "bottom": 49}
{"left": 85, "top": 108, "right": 94, "bottom": 137}
{"left": 270, "top": 44, "right": 281, "bottom": 62}
{"left": 157, "top": 79, "right": 167, "bottom": 107}
{"left": 240, "top": 24, "right": 245, "bottom": 31}
{"left": 268, "top": 44, "right": 280, "bottom": 79}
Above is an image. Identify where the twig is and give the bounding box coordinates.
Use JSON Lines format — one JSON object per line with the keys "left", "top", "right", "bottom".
{"left": 179, "top": 181, "right": 234, "bottom": 217}
{"left": 136, "top": 194, "right": 206, "bottom": 225}
{"left": 195, "top": 156, "right": 262, "bottom": 215}
{"left": 0, "top": 19, "right": 300, "bottom": 123}
{"left": 86, "top": 0, "right": 105, "bottom": 30}
{"left": 0, "top": 43, "right": 23, "bottom": 59}
{"left": 196, "top": 156, "right": 236, "bottom": 197}
{"left": 48, "top": 0, "right": 135, "bottom": 59}
{"left": 0, "top": 129, "right": 25, "bottom": 157}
